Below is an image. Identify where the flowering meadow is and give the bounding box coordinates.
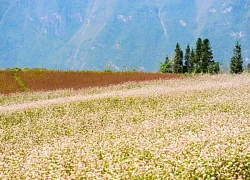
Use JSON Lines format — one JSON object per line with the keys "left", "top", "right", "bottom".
{"left": 0, "top": 74, "right": 250, "bottom": 179}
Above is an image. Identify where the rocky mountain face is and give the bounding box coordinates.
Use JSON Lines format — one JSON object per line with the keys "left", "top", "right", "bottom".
{"left": 0, "top": 0, "right": 249, "bottom": 71}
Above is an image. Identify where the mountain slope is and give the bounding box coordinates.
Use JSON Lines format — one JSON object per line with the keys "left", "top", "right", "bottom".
{"left": 0, "top": 0, "right": 249, "bottom": 71}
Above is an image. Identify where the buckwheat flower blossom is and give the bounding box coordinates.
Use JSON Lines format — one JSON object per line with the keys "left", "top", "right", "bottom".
{"left": 0, "top": 74, "right": 250, "bottom": 178}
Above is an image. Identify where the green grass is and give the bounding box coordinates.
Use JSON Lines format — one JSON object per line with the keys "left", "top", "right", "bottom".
{"left": 13, "top": 71, "right": 29, "bottom": 91}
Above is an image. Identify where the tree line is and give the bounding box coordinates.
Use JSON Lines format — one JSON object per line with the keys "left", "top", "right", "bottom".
{"left": 159, "top": 38, "right": 246, "bottom": 74}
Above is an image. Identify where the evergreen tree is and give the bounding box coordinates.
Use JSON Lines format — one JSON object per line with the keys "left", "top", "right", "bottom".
{"left": 173, "top": 43, "right": 183, "bottom": 73}
{"left": 207, "top": 61, "right": 220, "bottom": 74}
{"left": 159, "top": 56, "right": 172, "bottom": 73}
{"left": 194, "top": 38, "right": 203, "bottom": 73}
{"left": 201, "top": 38, "right": 213, "bottom": 73}
{"left": 189, "top": 48, "right": 196, "bottom": 73}
{"left": 183, "top": 44, "right": 191, "bottom": 73}
{"left": 214, "top": 62, "right": 220, "bottom": 74}
{"left": 230, "top": 41, "right": 243, "bottom": 74}
{"left": 160, "top": 38, "right": 220, "bottom": 74}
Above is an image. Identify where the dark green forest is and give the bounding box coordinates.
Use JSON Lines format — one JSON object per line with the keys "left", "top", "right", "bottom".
{"left": 160, "top": 39, "right": 247, "bottom": 74}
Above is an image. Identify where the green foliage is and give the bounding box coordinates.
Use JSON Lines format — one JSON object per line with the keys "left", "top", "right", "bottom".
{"left": 189, "top": 49, "right": 196, "bottom": 73}
{"left": 208, "top": 62, "right": 220, "bottom": 74}
{"left": 183, "top": 44, "right": 191, "bottom": 73}
{"left": 4, "top": 67, "right": 29, "bottom": 91}
{"left": 195, "top": 38, "right": 203, "bottom": 63}
{"left": 194, "top": 38, "right": 203, "bottom": 73}
{"left": 6, "top": 67, "right": 22, "bottom": 72}
{"left": 172, "top": 43, "right": 183, "bottom": 73}
{"left": 159, "top": 56, "right": 172, "bottom": 73}
{"left": 160, "top": 38, "right": 220, "bottom": 74}
{"left": 230, "top": 41, "right": 244, "bottom": 74}
{"left": 13, "top": 70, "right": 29, "bottom": 91}
{"left": 201, "top": 39, "right": 214, "bottom": 73}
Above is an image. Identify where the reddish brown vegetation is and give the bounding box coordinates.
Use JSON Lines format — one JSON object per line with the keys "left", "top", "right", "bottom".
{"left": 0, "top": 71, "right": 23, "bottom": 94}
{"left": 1, "top": 70, "right": 180, "bottom": 94}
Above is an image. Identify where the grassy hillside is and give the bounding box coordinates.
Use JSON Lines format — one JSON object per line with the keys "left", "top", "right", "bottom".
{"left": 0, "top": 74, "right": 250, "bottom": 178}
{"left": 0, "top": 69, "right": 179, "bottom": 94}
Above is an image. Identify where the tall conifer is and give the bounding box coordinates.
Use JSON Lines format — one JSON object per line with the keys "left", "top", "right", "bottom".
{"left": 195, "top": 38, "right": 203, "bottom": 72}
{"left": 230, "top": 41, "right": 243, "bottom": 74}
{"left": 190, "top": 48, "right": 196, "bottom": 73}
{"left": 183, "top": 44, "right": 191, "bottom": 73}
{"left": 173, "top": 43, "right": 183, "bottom": 73}
{"left": 201, "top": 39, "right": 213, "bottom": 73}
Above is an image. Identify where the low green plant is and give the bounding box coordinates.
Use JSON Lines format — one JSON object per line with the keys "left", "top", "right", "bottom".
{"left": 12, "top": 69, "right": 29, "bottom": 91}
{"left": 159, "top": 56, "right": 172, "bottom": 73}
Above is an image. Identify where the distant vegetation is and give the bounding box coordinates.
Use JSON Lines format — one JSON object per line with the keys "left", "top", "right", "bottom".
{"left": 1, "top": 39, "right": 248, "bottom": 94}
{"left": 160, "top": 39, "right": 248, "bottom": 74}
{"left": 230, "top": 41, "right": 244, "bottom": 74}
{"left": 159, "top": 38, "right": 220, "bottom": 74}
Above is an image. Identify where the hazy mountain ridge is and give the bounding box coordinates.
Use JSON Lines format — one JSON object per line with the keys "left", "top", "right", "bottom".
{"left": 0, "top": 0, "right": 249, "bottom": 71}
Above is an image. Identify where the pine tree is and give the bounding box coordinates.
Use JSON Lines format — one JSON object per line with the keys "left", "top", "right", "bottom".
{"left": 214, "top": 62, "right": 220, "bottom": 74}
{"left": 201, "top": 39, "right": 213, "bottom": 73}
{"left": 194, "top": 38, "right": 203, "bottom": 73}
{"left": 173, "top": 43, "right": 183, "bottom": 73}
{"left": 160, "top": 38, "right": 220, "bottom": 74}
{"left": 183, "top": 44, "right": 191, "bottom": 73}
{"left": 230, "top": 41, "right": 243, "bottom": 74}
{"left": 189, "top": 48, "right": 196, "bottom": 73}
{"left": 207, "top": 61, "right": 220, "bottom": 74}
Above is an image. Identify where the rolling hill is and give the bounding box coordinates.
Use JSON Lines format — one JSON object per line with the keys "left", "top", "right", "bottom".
{"left": 1, "top": 74, "right": 250, "bottom": 178}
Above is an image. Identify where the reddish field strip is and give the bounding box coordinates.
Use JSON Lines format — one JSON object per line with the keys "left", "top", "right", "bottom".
{"left": 18, "top": 70, "right": 180, "bottom": 91}
{"left": 1, "top": 70, "right": 180, "bottom": 94}
{"left": 0, "top": 71, "right": 23, "bottom": 94}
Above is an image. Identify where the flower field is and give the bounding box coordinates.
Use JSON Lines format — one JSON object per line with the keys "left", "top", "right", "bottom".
{"left": 0, "top": 74, "right": 250, "bottom": 179}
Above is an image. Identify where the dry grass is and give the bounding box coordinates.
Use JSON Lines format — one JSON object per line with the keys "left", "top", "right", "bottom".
{"left": 0, "top": 74, "right": 250, "bottom": 179}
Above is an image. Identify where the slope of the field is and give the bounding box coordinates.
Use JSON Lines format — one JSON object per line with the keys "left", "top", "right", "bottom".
{"left": 0, "top": 74, "right": 250, "bottom": 179}
{"left": 0, "top": 70, "right": 179, "bottom": 94}
{"left": 17, "top": 70, "right": 180, "bottom": 91}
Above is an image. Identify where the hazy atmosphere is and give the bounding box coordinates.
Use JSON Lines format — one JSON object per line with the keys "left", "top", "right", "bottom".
{"left": 0, "top": 0, "right": 250, "bottom": 71}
